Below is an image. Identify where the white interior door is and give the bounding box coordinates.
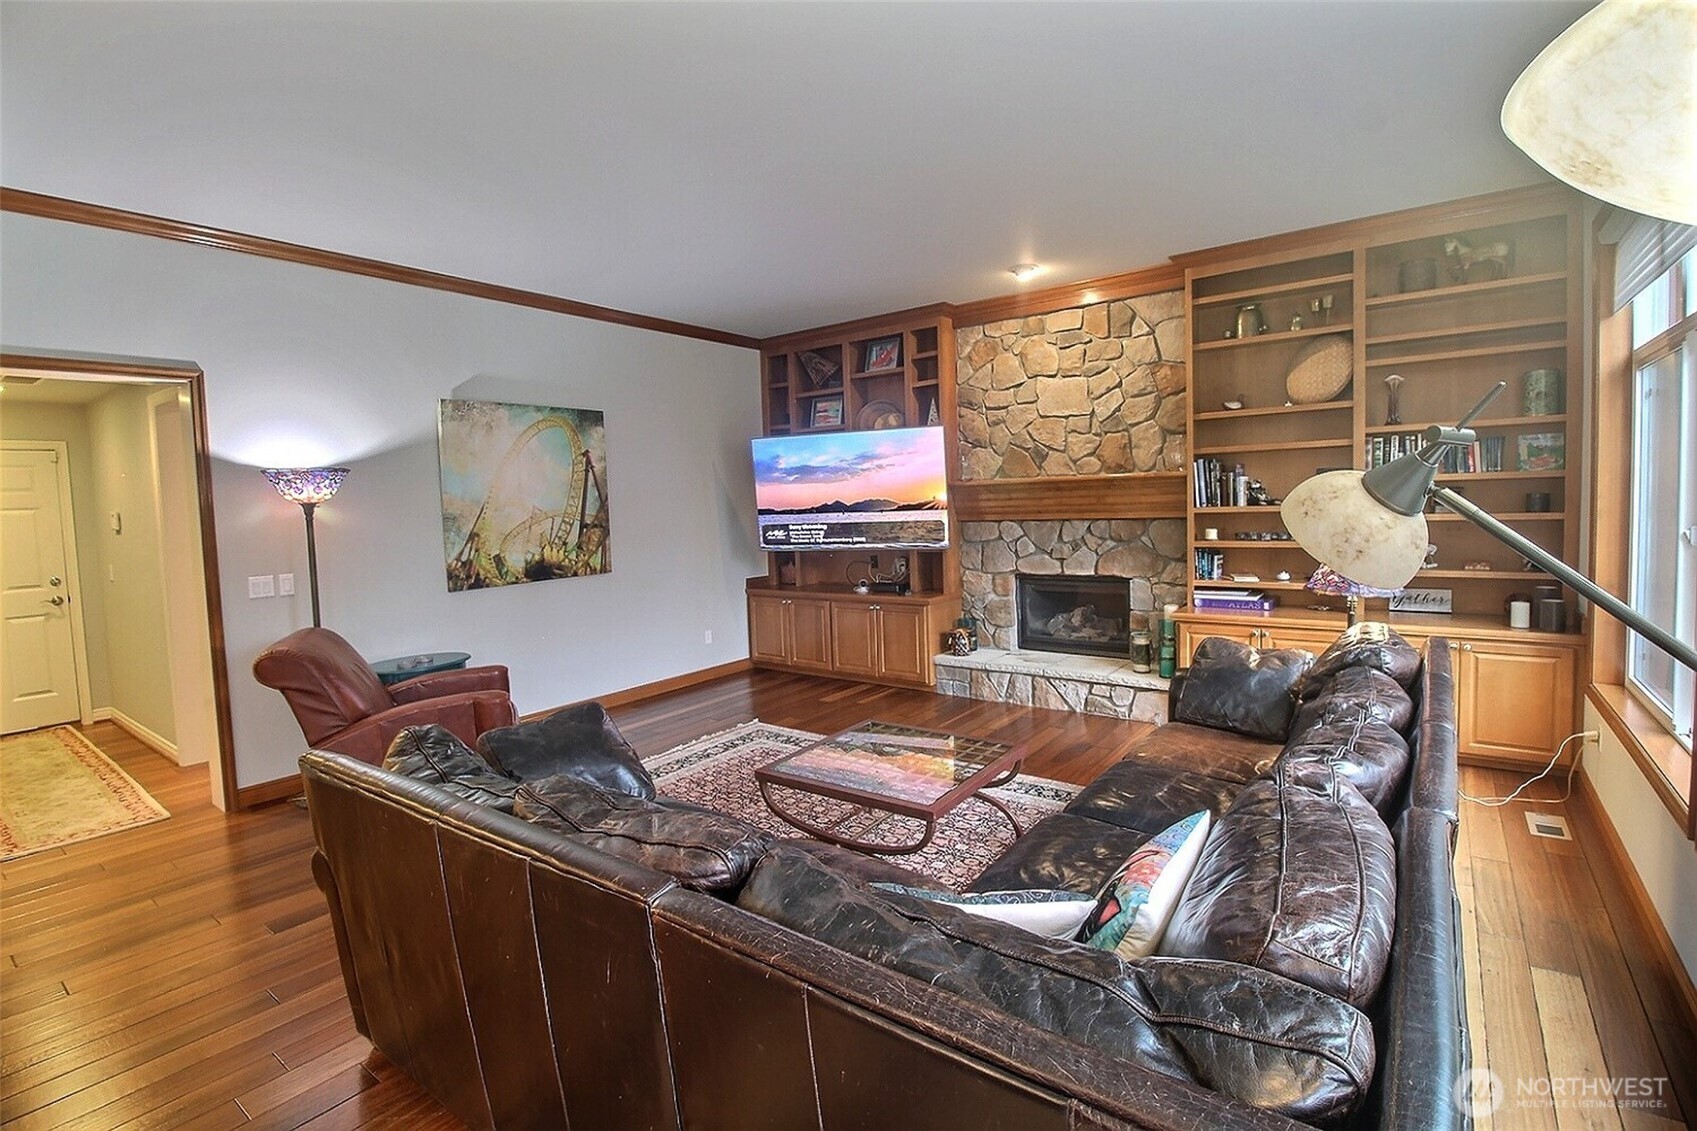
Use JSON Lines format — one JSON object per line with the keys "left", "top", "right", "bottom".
{"left": 1, "top": 447, "right": 81, "bottom": 733}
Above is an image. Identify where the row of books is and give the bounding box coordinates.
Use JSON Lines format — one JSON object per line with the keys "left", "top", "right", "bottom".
{"left": 1367, "top": 432, "right": 1506, "bottom": 473}
{"left": 1194, "top": 548, "right": 1226, "bottom": 580}
{"left": 1192, "top": 588, "right": 1277, "bottom": 613}
{"left": 1192, "top": 458, "right": 1248, "bottom": 508}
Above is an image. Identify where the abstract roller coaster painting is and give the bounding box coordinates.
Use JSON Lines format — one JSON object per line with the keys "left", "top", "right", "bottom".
{"left": 438, "top": 399, "right": 611, "bottom": 591}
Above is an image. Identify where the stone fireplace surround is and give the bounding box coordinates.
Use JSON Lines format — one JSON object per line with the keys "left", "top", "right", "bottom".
{"left": 936, "top": 293, "right": 1192, "bottom": 722}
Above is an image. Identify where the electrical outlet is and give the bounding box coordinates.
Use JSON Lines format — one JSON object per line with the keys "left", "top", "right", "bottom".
{"left": 703, "top": 629, "right": 713, "bottom": 645}
{"left": 869, "top": 554, "right": 879, "bottom": 570}
{"left": 278, "top": 573, "right": 296, "bottom": 596}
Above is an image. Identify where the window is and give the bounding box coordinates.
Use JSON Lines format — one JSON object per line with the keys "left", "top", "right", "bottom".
{"left": 1626, "top": 247, "right": 1696, "bottom": 750}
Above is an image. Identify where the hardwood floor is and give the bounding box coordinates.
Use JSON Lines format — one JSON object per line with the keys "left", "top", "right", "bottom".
{"left": 2, "top": 674, "right": 1692, "bottom": 1128}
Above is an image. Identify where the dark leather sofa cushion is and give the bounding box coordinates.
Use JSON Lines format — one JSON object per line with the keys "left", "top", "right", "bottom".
{"left": 476, "top": 701, "right": 655, "bottom": 798}
{"left": 1290, "top": 665, "right": 1415, "bottom": 735}
{"left": 382, "top": 724, "right": 520, "bottom": 812}
{"left": 514, "top": 773, "right": 771, "bottom": 893}
{"left": 1062, "top": 759, "right": 1242, "bottom": 837}
{"left": 1121, "top": 721, "right": 1282, "bottom": 785}
{"left": 739, "top": 845, "right": 1376, "bottom": 1125}
{"left": 966, "top": 813, "right": 1153, "bottom": 895}
{"left": 1298, "top": 622, "right": 1422, "bottom": 698}
{"left": 1172, "top": 638, "right": 1314, "bottom": 741}
{"left": 1280, "top": 715, "right": 1412, "bottom": 815}
{"left": 1162, "top": 762, "right": 1396, "bottom": 1008}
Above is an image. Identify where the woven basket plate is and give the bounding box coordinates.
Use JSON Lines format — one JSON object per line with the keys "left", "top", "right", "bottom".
{"left": 1285, "top": 334, "right": 1353, "bottom": 404}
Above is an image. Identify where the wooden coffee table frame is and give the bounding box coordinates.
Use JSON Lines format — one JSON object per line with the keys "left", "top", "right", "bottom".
{"left": 754, "top": 720, "right": 1028, "bottom": 855}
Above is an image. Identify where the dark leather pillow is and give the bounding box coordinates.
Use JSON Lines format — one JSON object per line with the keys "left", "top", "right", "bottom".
{"left": 1161, "top": 761, "right": 1396, "bottom": 1007}
{"left": 514, "top": 773, "right": 770, "bottom": 892}
{"left": 1279, "top": 716, "right": 1412, "bottom": 814}
{"left": 1290, "top": 666, "right": 1415, "bottom": 736}
{"left": 476, "top": 701, "right": 655, "bottom": 799}
{"left": 382, "top": 724, "right": 519, "bottom": 812}
{"left": 1172, "top": 637, "right": 1314, "bottom": 741}
{"left": 738, "top": 845, "right": 1376, "bottom": 1125}
{"left": 1298, "top": 622, "right": 1421, "bottom": 698}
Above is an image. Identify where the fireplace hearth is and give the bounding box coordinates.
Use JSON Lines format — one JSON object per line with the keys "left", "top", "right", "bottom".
{"left": 1017, "top": 575, "right": 1133, "bottom": 659}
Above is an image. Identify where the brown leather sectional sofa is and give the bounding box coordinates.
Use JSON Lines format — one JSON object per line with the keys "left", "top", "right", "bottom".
{"left": 300, "top": 629, "right": 1466, "bottom": 1130}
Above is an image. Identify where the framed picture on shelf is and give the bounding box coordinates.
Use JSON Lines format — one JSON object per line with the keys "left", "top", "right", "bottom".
{"left": 1516, "top": 432, "right": 1565, "bottom": 472}
{"left": 864, "top": 337, "right": 901, "bottom": 372}
{"left": 811, "top": 395, "right": 844, "bottom": 429}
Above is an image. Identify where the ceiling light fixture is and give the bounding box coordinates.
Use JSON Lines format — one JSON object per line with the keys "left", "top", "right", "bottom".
{"left": 1008, "top": 263, "right": 1043, "bottom": 282}
{"left": 1502, "top": 0, "right": 1697, "bottom": 225}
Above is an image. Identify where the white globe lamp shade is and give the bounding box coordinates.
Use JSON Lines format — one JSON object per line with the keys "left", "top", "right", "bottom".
{"left": 1502, "top": 0, "right": 1697, "bottom": 225}
{"left": 1280, "top": 470, "right": 1431, "bottom": 592}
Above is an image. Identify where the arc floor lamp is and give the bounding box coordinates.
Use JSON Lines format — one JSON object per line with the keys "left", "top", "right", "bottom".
{"left": 263, "top": 467, "right": 348, "bottom": 628}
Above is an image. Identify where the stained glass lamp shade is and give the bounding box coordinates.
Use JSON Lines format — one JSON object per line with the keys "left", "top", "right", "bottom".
{"left": 262, "top": 467, "right": 348, "bottom": 627}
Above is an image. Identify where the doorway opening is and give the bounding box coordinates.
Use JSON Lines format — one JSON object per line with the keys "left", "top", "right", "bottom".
{"left": 0, "top": 354, "right": 235, "bottom": 810}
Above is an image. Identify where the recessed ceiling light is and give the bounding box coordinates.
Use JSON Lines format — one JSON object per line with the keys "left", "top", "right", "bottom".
{"left": 1009, "top": 263, "right": 1043, "bottom": 282}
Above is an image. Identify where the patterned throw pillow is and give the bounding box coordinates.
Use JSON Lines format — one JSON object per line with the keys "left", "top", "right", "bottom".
{"left": 869, "top": 884, "right": 1096, "bottom": 939}
{"left": 1078, "top": 810, "right": 1212, "bottom": 958}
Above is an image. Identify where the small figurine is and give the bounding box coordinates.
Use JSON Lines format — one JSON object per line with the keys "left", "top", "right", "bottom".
{"left": 1423, "top": 544, "right": 1440, "bottom": 570}
{"left": 1222, "top": 395, "right": 1245, "bottom": 410}
{"left": 1244, "top": 480, "right": 1279, "bottom": 507}
{"left": 1290, "top": 313, "right": 1303, "bottom": 332}
{"left": 1275, "top": 570, "right": 1292, "bottom": 582}
{"left": 1384, "top": 373, "right": 1404, "bottom": 426}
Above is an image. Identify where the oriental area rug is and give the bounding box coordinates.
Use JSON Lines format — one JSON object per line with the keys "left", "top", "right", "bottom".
{"left": 646, "top": 720, "right": 1079, "bottom": 889}
{"left": 0, "top": 726, "right": 170, "bottom": 860}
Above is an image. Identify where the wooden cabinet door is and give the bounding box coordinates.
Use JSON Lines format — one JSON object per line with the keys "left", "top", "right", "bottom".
{"left": 1177, "top": 622, "right": 1260, "bottom": 665}
{"left": 748, "top": 595, "right": 791, "bottom": 665}
{"left": 875, "top": 604, "right": 930, "bottom": 685}
{"left": 1455, "top": 640, "right": 1577, "bottom": 765}
{"left": 831, "top": 602, "right": 880, "bottom": 678}
{"left": 789, "top": 598, "right": 835, "bottom": 672}
{"left": 1263, "top": 626, "right": 1342, "bottom": 654}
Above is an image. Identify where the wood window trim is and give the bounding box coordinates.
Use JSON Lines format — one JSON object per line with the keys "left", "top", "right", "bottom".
{"left": 1587, "top": 683, "right": 1692, "bottom": 826}
{"left": 1589, "top": 238, "right": 1697, "bottom": 838}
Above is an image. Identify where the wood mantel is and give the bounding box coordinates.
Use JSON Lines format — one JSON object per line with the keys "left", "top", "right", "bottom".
{"left": 950, "top": 471, "right": 1187, "bottom": 522}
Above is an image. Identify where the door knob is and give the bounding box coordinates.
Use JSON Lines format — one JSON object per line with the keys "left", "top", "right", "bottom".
{"left": 47, "top": 595, "right": 65, "bottom": 606}
{"left": 49, "top": 576, "right": 62, "bottom": 587}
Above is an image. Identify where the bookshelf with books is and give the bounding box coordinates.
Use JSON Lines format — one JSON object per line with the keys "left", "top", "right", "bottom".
{"left": 1180, "top": 184, "right": 1583, "bottom": 622}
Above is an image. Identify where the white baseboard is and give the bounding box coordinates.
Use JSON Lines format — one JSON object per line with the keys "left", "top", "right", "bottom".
{"left": 92, "top": 707, "right": 197, "bottom": 766}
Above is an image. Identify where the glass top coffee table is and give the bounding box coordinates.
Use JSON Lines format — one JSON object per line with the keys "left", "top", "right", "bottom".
{"left": 754, "top": 720, "right": 1028, "bottom": 855}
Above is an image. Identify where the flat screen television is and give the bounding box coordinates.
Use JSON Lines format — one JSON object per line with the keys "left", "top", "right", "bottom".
{"left": 752, "top": 426, "right": 950, "bottom": 551}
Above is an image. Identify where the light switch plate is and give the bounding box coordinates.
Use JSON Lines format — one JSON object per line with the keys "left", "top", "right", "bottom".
{"left": 247, "top": 575, "right": 275, "bottom": 599}
{"left": 278, "top": 573, "right": 295, "bottom": 596}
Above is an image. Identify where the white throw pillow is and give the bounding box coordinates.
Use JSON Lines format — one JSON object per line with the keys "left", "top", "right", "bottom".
{"left": 1078, "top": 810, "right": 1213, "bottom": 958}
{"left": 870, "top": 883, "right": 1096, "bottom": 939}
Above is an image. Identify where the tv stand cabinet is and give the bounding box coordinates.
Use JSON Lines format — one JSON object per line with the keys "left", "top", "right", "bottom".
{"left": 747, "top": 582, "right": 959, "bottom": 689}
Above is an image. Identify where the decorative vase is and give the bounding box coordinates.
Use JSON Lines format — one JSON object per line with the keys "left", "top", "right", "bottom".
{"left": 1383, "top": 373, "right": 1404, "bottom": 426}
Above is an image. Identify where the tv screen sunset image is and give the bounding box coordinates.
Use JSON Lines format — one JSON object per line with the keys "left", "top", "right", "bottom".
{"left": 752, "top": 427, "right": 949, "bottom": 550}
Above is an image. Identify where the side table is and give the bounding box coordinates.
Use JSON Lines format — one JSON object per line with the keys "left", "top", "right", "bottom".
{"left": 370, "top": 651, "right": 471, "bottom": 686}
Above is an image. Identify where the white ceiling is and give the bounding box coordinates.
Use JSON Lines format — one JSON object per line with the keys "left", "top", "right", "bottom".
{"left": 0, "top": 1, "right": 1592, "bottom": 342}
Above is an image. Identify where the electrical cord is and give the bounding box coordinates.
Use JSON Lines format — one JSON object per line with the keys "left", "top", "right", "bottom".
{"left": 1460, "top": 730, "right": 1590, "bottom": 807}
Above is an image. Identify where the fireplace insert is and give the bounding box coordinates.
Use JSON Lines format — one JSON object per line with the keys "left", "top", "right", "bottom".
{"left": 1016, "top": 574, "right": 1132, "bottom": 659}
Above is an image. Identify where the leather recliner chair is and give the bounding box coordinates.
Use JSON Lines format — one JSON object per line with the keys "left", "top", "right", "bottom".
{"left": 253, "top": 627, "right": 518, "bottom": 764}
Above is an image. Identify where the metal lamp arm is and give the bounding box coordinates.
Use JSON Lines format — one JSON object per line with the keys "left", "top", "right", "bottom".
{"left": 1428, "top": 485, "right": 1697, "bottom": 671}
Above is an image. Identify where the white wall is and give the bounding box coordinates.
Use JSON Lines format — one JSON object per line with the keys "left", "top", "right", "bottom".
{"left": 1, "top": 213, "right": 763, "bottom": 788}
{"left": 1582, "top": 701, "right": 1697, "bottom": 991}
{"left": 87, "top": 386, "right": 178, "bottom": 744}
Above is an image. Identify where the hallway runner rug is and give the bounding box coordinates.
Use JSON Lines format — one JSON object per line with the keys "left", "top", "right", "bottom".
{"left": 645, "top": 720, "right": 1079, "bottom": 889}
{"left": 0, "top": 726, "right": 170, "bottom": 860}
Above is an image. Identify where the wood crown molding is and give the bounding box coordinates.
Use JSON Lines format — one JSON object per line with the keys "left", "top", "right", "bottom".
{"left": 1, "top": 187, "right": 759, "bottom": 351}
{"left": 760, "top": 304, "right": 956, "bottom": 354}
{"left": 950, "top": 472, "right": 1188, "bottom": 522}
{"left": 1170, "top": 182, "right": 1579, "bottom": 271}
{"left": 949, "top": 263, "right": 1185, "bottom": 328}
